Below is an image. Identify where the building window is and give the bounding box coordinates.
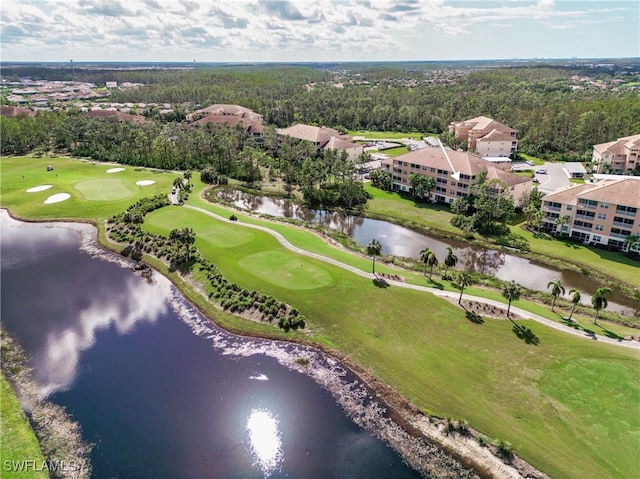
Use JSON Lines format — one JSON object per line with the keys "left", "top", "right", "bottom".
{"left": 598, "top": 213, "right": 606, "bottom": 220}
{"left": 595, "top": 224, "right": 604, "bottom": 231}
{"left": 566, "top": 205, "right": 573, "bottom": 211}
{"left": 593, "top": 235, "right": 602, "bottom": 242}
{"left": 601, "top": 203, "right": 609, "bottom": 209}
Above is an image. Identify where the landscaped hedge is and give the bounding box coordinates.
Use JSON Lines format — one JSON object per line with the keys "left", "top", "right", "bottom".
{"left": 107, "top": 196, "right": 305, "bottom": 331}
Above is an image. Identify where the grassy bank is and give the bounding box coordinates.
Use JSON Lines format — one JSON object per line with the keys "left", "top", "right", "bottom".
{"left": 2, "top": 157, "right": 639, "bottom": 479}
{"left": 0, "top": 375, "right": 49, "bottom": 479}
{"left": 363, "top": 183, "right": 640, "bottom": 290}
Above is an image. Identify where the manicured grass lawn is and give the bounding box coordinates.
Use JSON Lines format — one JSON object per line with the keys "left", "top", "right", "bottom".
{"left": 508, "top": 225, "right": 640, "bottom": 286}
{"left": 364, "top": 183, "right": 462, "bottom": 235}
{"left": 146, "top": 196, "right": 640, "bottom": 479}
{"left": 349, "top": 130, "right": 430, "bottom": 140}
{"left": 0, "top": 375, "right": 48, "bottom": 479}
{"left": 518, "top": 153, "right": 544, "bottom": 165}
{"left": 0, "top": 156, "right": 179, "bottom": 221}
{"left": 378, "top": 145, "right": 409, "bottom": 157}
{"left": 2, "top": 158, "right": 639, "bottom": 479}
{"left": 364, "top": 183, "right": 639, "bottom": 288}
{"left": 74, "top": 178, "right": 135, "bottom": 201}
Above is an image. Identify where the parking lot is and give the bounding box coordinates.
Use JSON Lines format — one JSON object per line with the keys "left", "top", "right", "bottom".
{"left": 511, "top": 160, "right": 572, "bottom": 193}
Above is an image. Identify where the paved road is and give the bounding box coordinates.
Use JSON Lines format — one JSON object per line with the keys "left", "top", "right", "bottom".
{"left": 185, "top": 204, "right": 640, "bottom": 350}
{"left": 537, "top": 161, "right": 572, "bottom": 194}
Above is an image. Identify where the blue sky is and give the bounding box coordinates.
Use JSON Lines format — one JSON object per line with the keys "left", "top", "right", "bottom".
{"left": 1, "top": 0, "right": 638, "bottom": 62}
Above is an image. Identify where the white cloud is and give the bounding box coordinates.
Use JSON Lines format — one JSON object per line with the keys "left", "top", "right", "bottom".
{"left": 0, "top": 0, "right": 636, "bottom": 61}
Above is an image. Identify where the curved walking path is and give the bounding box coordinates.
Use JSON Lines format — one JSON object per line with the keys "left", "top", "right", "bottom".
{"left": 185, "top": 204, "right": 640, "bottom": 350}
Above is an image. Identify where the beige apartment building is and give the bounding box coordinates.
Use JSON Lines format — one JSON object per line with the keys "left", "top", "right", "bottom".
{"left": 541, "top": 178, "right": 640, "bottom": 250}
{"left": 448, "top": 116, "right": 518, "bottom": 158}
{"left": 277, "top": 124, "right": 364, "bottom": 160}
{"left": 380, "top": 144, "right": 531, "bottom": 205}
{"left": 592, "top": 134, "right": 640, "bottom": 174}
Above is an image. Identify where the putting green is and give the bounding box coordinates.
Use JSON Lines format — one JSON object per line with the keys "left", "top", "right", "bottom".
{"left": 238, "top": 251, "right": 334, "bottom": 290}
{"left": 74, "top": 179, "right": 134, "bottom": 201}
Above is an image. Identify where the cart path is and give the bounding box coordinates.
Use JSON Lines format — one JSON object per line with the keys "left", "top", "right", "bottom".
{"left": 185, "top": 204, "right": 640, "bottom": 350}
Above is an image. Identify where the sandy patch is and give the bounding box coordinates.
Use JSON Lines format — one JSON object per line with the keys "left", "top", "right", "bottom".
{"left": 44, "top": 193, "right": 71, "bottom": 204}
{"left": 106, "top": 168, "right": 125, "bottom": 173}
{"left": 136, "top": 180, "right": 155, "bottom": 186}
{"left": 27, "top": 184, "right": 53, "bottom": 193}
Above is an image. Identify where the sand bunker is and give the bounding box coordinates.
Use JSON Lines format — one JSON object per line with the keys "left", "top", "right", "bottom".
{"left": 136, "top": 180, "right": 155, "bottom": 186}
{"left": 106, "top": 168, "right": 125, "bottom": 173}
{"left": 27, "top": 184, "right": 53, "bottom": 193}
{"left": 44, "top": 193, "right": 71, "bottom": 204}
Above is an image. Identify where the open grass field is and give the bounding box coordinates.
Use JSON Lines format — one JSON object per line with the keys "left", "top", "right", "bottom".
{"left": 0, "top": 375, "right": 48, "bottom": 479}
{"left": 2, "top": 158, "right": 640, "bottom": 479}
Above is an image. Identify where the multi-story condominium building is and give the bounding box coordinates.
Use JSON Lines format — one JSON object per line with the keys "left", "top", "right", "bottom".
{"left": 448, "top": 116, "right": 518, "bottom": 158}
{"left": 592, "top": 134, "right": 640, "bottom": 174}
{"left": 277, "top": 124, "right": 364, "bottom": 160}
{"left": 380, "top": 143, "right": 531, "bottom": 205}
{"left": 541, "top": 177, "right": 640, "bottom": 251}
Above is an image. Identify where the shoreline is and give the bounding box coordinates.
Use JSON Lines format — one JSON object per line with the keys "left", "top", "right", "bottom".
{"left": 2, "top": 207, "right": 551, "bottom": 478}
{"left": 215, "top": 183, "right": 640, "bottom": 307}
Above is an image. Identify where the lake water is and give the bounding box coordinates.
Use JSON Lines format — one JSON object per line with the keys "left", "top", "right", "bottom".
{"left": 217, "top": 190, "right": 639, "bottom": 316}
{"left": 0, "top": 211, "right": 436, "bottom": 478}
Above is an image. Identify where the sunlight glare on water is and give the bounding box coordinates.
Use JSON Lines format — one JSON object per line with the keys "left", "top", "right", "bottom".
{"left": 246, "top": 409, "right": 283, "bottom": 477}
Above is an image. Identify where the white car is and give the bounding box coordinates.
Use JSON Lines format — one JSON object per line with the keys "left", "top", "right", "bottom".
{"left": 526, "top": 160, "right": 535, "bottom": 166}
{"left": 535, "top": 169, "right": 548, "bottom": 175}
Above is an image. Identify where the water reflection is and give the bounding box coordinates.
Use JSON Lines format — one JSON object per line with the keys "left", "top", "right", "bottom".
{"left": 2, "top": 213, "right": 427, "bottom": 478}
{"left": 0, "top": 210, "right": 170, "bottom": 397}
{"left": 246, "top": 409, "right": 283, "bottom": 477}
{"left": 216, "top": 190, "right": 638, "bottom": 315}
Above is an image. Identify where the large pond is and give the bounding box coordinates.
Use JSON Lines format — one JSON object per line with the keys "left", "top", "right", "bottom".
{"left": 0, "top": 211, "right": 449, "bottom": 478}
{"left": 217, "top": 189, "right": 639, "bottom": 316}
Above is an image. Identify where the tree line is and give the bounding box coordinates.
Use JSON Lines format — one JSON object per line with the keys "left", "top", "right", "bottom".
{"left": 2, "top": 64, "right": 638, "bottom": 159}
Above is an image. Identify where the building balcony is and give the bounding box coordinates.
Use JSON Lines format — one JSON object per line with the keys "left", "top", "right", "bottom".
{"left": 611, "top": 231, "right": 631, "bottom": 239}
{"left": 615, "top": 210, "right": 637, "bottom": 218}
{"left": 575, "top": 214, "right": 596, "bottom": 221}
{"left": 572, "top": 224, "right": 593, "bottom": 232}
{"left": 543, "top": 205, "right": 561, "bottom": 212}
{"left": 613, "top": 221, "right": 635, "bottom": 228}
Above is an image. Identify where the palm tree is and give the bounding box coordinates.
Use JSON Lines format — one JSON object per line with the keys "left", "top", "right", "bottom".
{"left": 419, "top": 247, "right": 431, "bottom": 276}
{"left": 547, "top": 279, "right": 565, "bottom": 312}
{"left": 443, "top": 247, "right": 458, "bottom": 276}
{"left": 426, "top": 250, "right": 438, "bottom": 279}
{"left": 424, "top": 176, "right": 436, "bottom": 202}
{"left": 367, "top": 239, "right": 382, "bottom": 275}
{"left": 567, "top": 288, "right": 581, "bottom": 321}
{"left": 455, "top": 272, "right": 471, "bottom": 305}
{"left": 501, "top": 281, "right": 521, "bottom": 318}
{"left": 591, "top": 287, "right": 612, "bottom": 324}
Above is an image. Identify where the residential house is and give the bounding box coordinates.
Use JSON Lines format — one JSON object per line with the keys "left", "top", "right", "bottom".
{"left": 0, "top": 106, "right": 36, "bottom": 117}
{"left": 187, "top": 104, "right": 265, "bottom": 139}
{"left": 277, "top": 124, "right": 364, "bottom": 160}
{"left": 191, "top": 114, "right": 264, "bottom": 139}
{"left": 85, "top": 110, "right": 147, "bottom": 125}
{"left": 379, "top": 143, "right": 531, "bottom": 205}
{"left": 592, "top": 134, "right": 640, "bottom": 174}
{"left": 187, "top": 104, "right": 263, "bottom": 122}
{"left": 448, "top": 116, "right": 518, "bottom": 158}
{"left": 541, "top": 177, "right": 640, "bottom": 250}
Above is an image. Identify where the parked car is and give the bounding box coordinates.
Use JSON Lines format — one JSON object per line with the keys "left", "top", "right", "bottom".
{"left": 526, "top": 160, "right": 535, "bottom": 166}
{"left": 535, "top": 169, "right": 548, "bottom": 174}
{"left": 532, "top": 178, "right": 539, "bottom": 183}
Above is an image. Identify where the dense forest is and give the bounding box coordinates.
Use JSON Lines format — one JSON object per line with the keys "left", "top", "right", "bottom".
{"left": 2, "top": 63, "right": 639, "bottom": 168}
